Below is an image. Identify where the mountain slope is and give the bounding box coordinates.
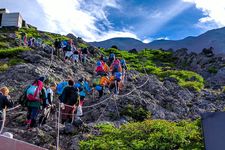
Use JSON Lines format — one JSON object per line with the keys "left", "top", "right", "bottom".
{"left": 90, "top": 27, "right": 225, "bottom": 53}
{"left": 89, "top": 37, "right": 147, "bottom": 50}
{"left": 148, "top": 27, "right": 225, "bottom": 53}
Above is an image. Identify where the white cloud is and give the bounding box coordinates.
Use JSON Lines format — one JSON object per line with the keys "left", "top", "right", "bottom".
{"left": 156, "top": 37, "right": 169, "bottom": 40}
{"left": 35, "top": 0, "right": 137, "bottom": 42}
{"left": 183, "top": 0, "right": 225, "bottom": 30}
{"left": 136, "top": 1, "right": 192, "bottom": 36}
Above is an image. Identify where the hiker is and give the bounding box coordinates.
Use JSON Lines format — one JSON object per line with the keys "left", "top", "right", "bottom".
{"left": 110, "top": 58, "right": 122, "bottom": 75}
{"left": 64, "top": 41, "right": 73, "bottom": 62}
{"left": 72, "top": 46, "right": 79, "bottom": 63}
{"left": 74, "top": 77, "right": 91, "bottom": 106}
{"left": 95, "top": 61, "right": 106, "bottom": 76}
{"left": 92, "top": 75, "right": 110, "bottom": 98}
{"left": 81, "top": 47, "right": 88, "bottom": 64}
{"left": 0, "top": 87, "right": 13, "bottom": 128}
{"left": 54, "top": 39, "right": 60, "bottom": 57}
{"left": 26, "top": 77, "right": 46, "bottom": 129}
{"left": 59, "top": 80, "right": 79, "bottom": 124}
{"left": 109, "top": 72, "right": 123, "bottom": 94}
{"left": 120, "top": 59, "right": 127, "bottom": 81}
{"left": 39, "top": 82, "right": 57, "bottom": 126}
{"left": 21, "top": 32, "right": 27, "bottom": 46}
{"left": 108, "top": 53, "right": 116, "bottom": 66}
{"left": 102, "top": 57, "right": 110, "bottom": 74}
{"left": 56, "top": 80, "right": 68, "bottom": 95}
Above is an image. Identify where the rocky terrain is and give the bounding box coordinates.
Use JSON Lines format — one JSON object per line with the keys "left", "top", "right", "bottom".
{"left": 1, "top": 30, "right": 225, "bottom": 149}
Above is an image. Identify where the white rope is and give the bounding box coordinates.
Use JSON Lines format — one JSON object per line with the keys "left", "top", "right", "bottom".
{"left": 6, "top": 105, "right": 21, "bottom": 112}
{"left": 0, "top": 107, "right": 6, "bottom": 134}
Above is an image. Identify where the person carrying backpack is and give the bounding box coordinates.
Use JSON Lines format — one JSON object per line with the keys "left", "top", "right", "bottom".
{"left": 39, "top": 82, "right": 57, "bottom": 126}
{"left": 93, "top": 76, "right": 110, "bottom": 98}
{"left": 95, "top": 61, "right": 106, "bottom": 76}
{"left": 110, "top": 59, "right": 122, "bottom": 75}
{"left": 64, "top": 42, "right": 73, "bottom": 62}
{"left": 59, "top": 80, "right": 80, "bottom": 124}
{"left": 26, "top": 77, "right": 47, "bottom": 129}
{"left": 0, "top": 87, "right": 13, "bottom": 128}
{"left": 81, "top": 48, "right": 88, "bottom": 64}
{"left": 120, "top": 59, "right": 127, "bottom": 81}
{"left": 56, "top": 80, "right": 68, "bottom": 95}
{"left": 74, "top": 77, "right": 91, "bottom": 106}
{"left": 72, "top": 47, "right": 79, "bottom": 63}
{"left": 108, "top": 53, "right": 115, "bottom": 66}
{"left": 109, "top": 72, "right": 123, "bottom": 95}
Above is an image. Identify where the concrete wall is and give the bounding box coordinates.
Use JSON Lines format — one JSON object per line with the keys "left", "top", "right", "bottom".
{"left": 1, "top": 13, "right": 23, "bottom": 28}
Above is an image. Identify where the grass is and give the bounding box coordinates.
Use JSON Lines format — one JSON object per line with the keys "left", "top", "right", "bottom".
{"left": 0, "top": 47, "right": 31, "bottom": 58}
{"left": 100, "top": 48, "right": 204, "bottom": 91}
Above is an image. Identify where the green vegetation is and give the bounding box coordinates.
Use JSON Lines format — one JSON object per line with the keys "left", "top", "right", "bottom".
{"left": 0, "top": 41, "right": 9, "bottom": 49}
{"left": 80, "top": 119, "right": 203, "bottom": 150}
{"left": 0, "top": 47, "right": 31, "bottom": 58}
{"left": 101, "top": 48, "right": 204, "bottom": 91}
{"left": 0, "top": 63, "right": 9, "bottom": 72}
{"left": 17, "top": 27, "right": 69, "bottom": 46}
{"left": 208, "top": 66, "right": 218, "bottom": 74}
{"left": 121, "top": 104, "right": 151, "bottom": 121}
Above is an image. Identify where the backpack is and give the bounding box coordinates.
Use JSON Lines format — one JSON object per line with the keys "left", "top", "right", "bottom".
{"left": 115, "top": 72, "right": 122, "bottom": 81}
{"left": 18, "top": 91, "right": 28, "bottom": 107}
{"left": 26, "top": 81, "right": 43, "bottom": 101}
{"left": 92, "top": 77, "right": 101, "bottom": 86}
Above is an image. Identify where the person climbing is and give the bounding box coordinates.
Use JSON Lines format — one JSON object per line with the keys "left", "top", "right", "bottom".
{"left": 92, "top": 75, "right": 110, "bottom": 98}
{"left": 110, "top": 58, "right": 122, "bottom": 75}
{"left": 74, "top": 77, "right": 91, "bottom": 106}
{"left": 26, "top": 77, "right": 46, "bottom": 129}
{"left": 95, "top": 61, "right": 106, "bottom": 76}
{"left": 102, "top": 57, "right": 110, "bottom": 74}
{"left": 54, "top": 39, "right": 60, "bottom": 57}
{"left": 0, "top": 87, "right": 13, "bottom": 128}
{"left": 81, "top": 47, "right": 88, "bottom": 64}
{"left": 56, "top": 80, "right": 68, "bottom": 95}
{"left": 39, "top": 82, "right": 57, "bottom": 126}
{"left": 64, "top": 40, "right": 73, "bottom": 62}
{"left": 59, "top": 80, "right": 79, "bottom": 124}
{"left": 109, "top": 72, "right": 123, "bottom": 95}
{"left": 120, "top": 59, "right": 127, "bottom": 82}
{"left": 72, "top": 46, "right": 79, "bottom": 63}
{"left": 20, "top": 32, "right": 27, "bottom": 46}
{"left": 108, "top": 53, "right": 116, "bottom": 66}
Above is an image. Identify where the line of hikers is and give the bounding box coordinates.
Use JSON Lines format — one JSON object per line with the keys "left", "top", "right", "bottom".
{"left": 0, "top": 53, "right": 127, "bottom": 130}
{"left": 54, "top": 39, "right": 90, "bottom": 64}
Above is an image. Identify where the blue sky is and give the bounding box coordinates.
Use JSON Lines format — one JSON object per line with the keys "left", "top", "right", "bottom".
{"left": 1, "top": 0, "right": 225, "bottom": 42}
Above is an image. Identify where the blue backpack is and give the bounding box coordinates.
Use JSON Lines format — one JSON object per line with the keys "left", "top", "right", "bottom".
{"left": 115, "top": 72, "right": 122, "bottom": 80}
{"left": 56, "top": 81, "right": 68, "bottom": 95}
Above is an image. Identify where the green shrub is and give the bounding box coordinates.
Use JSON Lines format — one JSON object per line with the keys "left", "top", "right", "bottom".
{"left": 121, "top": 104, "right": 151, "bottom": 121}
{"left": 208, "top": 67, "right": 218, "bottom": 74}
{"left": 8, "top": 58, "right": 25, "bottom": 66}
{"left": 0, "top": 63, "right": 9, "bottom": 72}
{"left": 79, "top": 119, "right": 203, "bottom": 150}
{"left": 0, "top": 47, "right": 31, "bottom": 58}
{"left": 0, "top": 42, "right": 9, "bottom": 49}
